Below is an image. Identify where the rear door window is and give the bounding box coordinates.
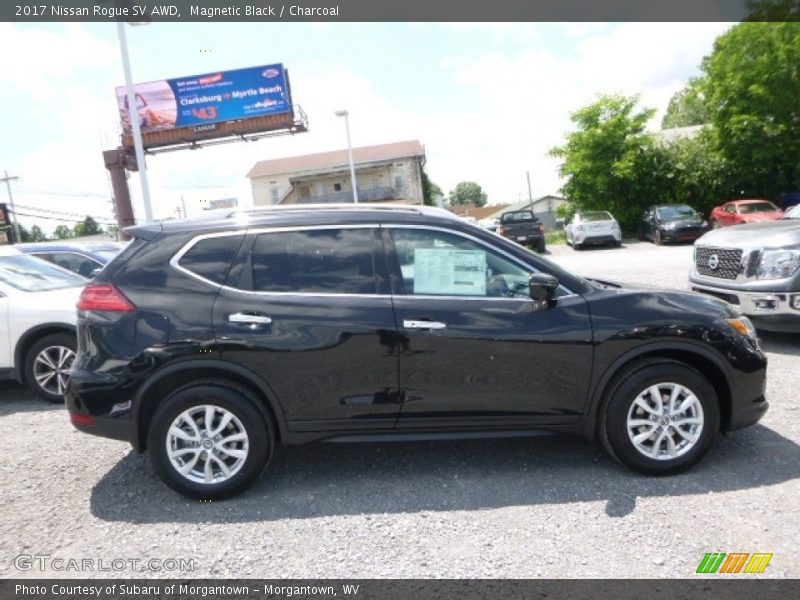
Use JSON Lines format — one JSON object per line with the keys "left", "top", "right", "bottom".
{"left": 250, "top": 228, "right": 379, "bottom": 295}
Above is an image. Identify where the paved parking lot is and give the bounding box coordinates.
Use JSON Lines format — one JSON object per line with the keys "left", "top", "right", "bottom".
{"left": 0, "top": 241, "right": 798, "bottom": 578}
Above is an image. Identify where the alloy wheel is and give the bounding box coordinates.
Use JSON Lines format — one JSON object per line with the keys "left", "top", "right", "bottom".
{"left": 626, "top": 382, "right": 705, "bottom": 460}
{"left": 166, "top": 405, "right": 250, "bottom": 484}
{"left": 33, "top": 345, "right": 75, "bottom": 397}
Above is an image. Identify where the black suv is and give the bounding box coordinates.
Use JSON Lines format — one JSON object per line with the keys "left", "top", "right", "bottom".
{"left": 67, "top": 205, "right": 768, "bottom": 499}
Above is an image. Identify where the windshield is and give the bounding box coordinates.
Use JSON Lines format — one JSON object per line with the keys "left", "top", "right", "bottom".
{"left": 0, "top": 255, "right": 86, "bottom": 292}
{"left": 579, "top": 211, "right": 614, "bottom": 222}
{"left": 93, "top": 249, "right": 121, "bottom": 262}
{"left": 738, "top": 202, "right": 779, "bottom": 214}
{"left": 657, "top": 205, "right": 697, "bottom": 220}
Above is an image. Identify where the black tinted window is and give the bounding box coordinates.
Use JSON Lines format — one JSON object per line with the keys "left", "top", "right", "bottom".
{"left": 179, "top": 235, "right": 243, "bottom": 285}
{"left": 252, "top": 228, "right": 377, "bottom": 294}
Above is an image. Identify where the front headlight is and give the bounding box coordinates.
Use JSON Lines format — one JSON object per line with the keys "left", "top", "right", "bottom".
{"left": 663, "top": 222, "right": 677, "bottom": 230}
{"left": 701, "top": 220, "right": 709, "bottom": 227}
{"left": 757, "top": 248, "right": 800, "bottom": 279}
{"left": 575, "top": 225, "right": 585, "bottom": 232}
{"left": 726, "top": 316, "right": 757, "bottom": 339}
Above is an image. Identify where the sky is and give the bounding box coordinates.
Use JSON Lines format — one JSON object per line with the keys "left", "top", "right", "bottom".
{"left": 0, "top": 21, "right": 733, "bottom": 234}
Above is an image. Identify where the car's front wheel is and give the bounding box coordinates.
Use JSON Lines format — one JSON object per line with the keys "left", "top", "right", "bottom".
{"left": 24, "top": 332, "right": 76, "bottom": 403}
{"left": 148, "top": 383, "right": 273, "bottom": 499}
{"left": 600, "top": 359, "right": 719, "bottom": 475}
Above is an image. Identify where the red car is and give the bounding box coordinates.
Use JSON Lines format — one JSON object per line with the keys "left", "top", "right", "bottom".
{"left": 709, "top": 199, "right": 783, "bottom": 228}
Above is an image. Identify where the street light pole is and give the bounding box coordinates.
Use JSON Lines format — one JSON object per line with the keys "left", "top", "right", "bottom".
{"left": 116, "top": 21, "right": 154, "bottom": 223}
{"left": 335, "top": 110, "right": 358, "bottom": 203}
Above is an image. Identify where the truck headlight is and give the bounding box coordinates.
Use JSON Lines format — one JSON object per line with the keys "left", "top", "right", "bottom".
{"left": 757, "top": 248, "right": 800, "bottom": 279}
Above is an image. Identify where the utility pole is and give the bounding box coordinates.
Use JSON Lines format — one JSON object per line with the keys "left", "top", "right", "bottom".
{"left": 1, "top": 170, "right": 21, "bottom": 243}
{"left": 181, "top": 196, "right": 187, "bottom": 220}
{"left": 526, "top": 170, "right": 534, "bottom": 213}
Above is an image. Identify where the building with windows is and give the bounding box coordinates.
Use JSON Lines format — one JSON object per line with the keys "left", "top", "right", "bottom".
{"left": 248, "top": 140, "right": 426, "bottom": 206}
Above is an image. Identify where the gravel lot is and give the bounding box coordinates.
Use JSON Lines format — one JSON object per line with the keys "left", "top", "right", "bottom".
{"left": 1, "top": 241, "right": 798, "bottom": 579}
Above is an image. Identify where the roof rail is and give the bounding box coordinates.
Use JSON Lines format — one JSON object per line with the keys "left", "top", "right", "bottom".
{"left": 237, "top": 203, "right": 427, "bottom": 216}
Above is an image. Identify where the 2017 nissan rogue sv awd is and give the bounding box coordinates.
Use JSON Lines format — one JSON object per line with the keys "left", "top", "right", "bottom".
{"left": 67, "top": 205, "right": 768, "bottom": 499}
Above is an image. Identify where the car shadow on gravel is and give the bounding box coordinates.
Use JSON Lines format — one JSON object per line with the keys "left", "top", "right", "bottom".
{"left": 90, "top": 423, "right": 800, "bottom": 523}
{"left": 0, "top": 382, "right": 63, "bottom": 416}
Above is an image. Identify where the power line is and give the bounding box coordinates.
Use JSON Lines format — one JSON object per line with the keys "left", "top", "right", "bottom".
{"left": 13, "top": 211, "right": 116, "bottom": 225}
{"left": 14, "top": 204, "right": 116, "bottom": 222}
{"left": 16, "top": 187, "right": 110, "bottom": 198}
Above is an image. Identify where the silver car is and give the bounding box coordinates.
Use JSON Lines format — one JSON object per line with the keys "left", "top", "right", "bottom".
{"left": 565, "top": 211, "right": 622, "bottom": 250}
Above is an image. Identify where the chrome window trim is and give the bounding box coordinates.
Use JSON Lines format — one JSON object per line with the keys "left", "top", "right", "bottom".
{"left": 170, "top": 222, "right": 577, "bottom": 299}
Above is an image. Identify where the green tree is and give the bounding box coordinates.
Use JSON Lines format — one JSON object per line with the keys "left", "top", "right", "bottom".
{"left": 702, "top": 22, "right": 800, "bottom": 198}
{"left": 73, "top": 216, "right": 102, "bottom": 237}
{"left": 661, "top": 76, "right": 709, "bottom": 129}
{"left": 29, "top": 225, "right": 48, "bottom": 242}
{"left": 421, "top": 170, "right": 443, "bottom": 206}
{"left": 448, "top": 181, "right": 487, "bottom": 207}
{"left": 550, "top": 94, "right": 669, "bottom": 231}
{"left": 14, "top": 224, "right": 32, "bottom": 243}
{"left": 53, "top": 225, "right": 74, "bottom": 240}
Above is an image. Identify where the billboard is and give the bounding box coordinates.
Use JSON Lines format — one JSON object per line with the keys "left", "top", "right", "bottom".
{"left": 116, "top": 63, "right": 293, "bottom": 135}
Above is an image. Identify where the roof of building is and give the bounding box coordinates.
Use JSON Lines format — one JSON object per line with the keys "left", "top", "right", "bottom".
{"left": 485, "top": 196, "right": 566, "bottom": 218}
{"left": 449, "top": 204, "right": 511, "bottom": 221}
{"left": 248, "top": 140, "right": 425, "bottom": 179}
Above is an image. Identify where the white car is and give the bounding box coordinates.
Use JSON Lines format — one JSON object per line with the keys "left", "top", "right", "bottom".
{"left": 0, "top": 246, "right": 85, "bottom": 402}
{"left": 565, "top": 210, "right": 622, "bottom": 250}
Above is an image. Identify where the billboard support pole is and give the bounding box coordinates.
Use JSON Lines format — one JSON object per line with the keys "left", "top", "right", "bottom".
{"left": 103, "top": 149, "right": 136, "bottom": 241}
{"left": 116, "top": 21, "right": 153, "bottom": 223}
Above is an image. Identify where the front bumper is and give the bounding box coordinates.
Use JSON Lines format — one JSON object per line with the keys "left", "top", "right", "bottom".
{"left": 690, "top": 280, "right": 800, "bottom": 330}
{"left": 662, "top": 227, "right": 707, "bottom": 242}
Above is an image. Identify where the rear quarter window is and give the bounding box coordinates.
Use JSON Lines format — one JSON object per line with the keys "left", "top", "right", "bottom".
{"left": 178, "top": 235, "right": 244, "bottom": 285}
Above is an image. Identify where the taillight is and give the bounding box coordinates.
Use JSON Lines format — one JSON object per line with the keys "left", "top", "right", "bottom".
{"left": 538, "top": 223, "right": 545, "bottom": 234}
{"left": 77, "top": 284, "right": 135, "bottom": 312}
{"left": 498, "top": 226, "right": 507, "bottom": 236}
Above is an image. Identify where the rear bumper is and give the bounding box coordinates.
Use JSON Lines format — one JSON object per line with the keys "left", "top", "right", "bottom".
{"left": 573, "top": 232, "right": 621, "bottom": 245}
{"left": 65, "top": 369, "right": 135, "bottom": 446}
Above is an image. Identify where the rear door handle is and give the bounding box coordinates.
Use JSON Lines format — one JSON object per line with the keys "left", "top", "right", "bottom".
{"left": 403, "top": 320, "right": 447, "bottom": 330}
{"left": 228, "top": 313, "right": 273, "bottom": 328}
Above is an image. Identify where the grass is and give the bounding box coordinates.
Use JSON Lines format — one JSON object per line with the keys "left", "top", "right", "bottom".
{"left": 545, "top": 230, "right": 567, "bottom": 245}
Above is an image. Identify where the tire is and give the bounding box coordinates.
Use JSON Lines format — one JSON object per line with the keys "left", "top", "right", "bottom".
{"left": 536, "top": 239, "right": 546, "bottom": 254}
{"left": 148, "top": 383, "right": 273, "bottom": 499}
{"left": 24, "top": 332, "right": 76, "bottom": 403}
{"left": 599, "top": 359, "right": 719, "bottom": 476}
{"left": 654, "top": 230, "right": 663, "bottom": 245}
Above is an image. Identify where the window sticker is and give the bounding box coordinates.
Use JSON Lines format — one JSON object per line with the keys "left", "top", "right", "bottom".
{"left": 413, "top": 248, "right": 486, "bottom": 296}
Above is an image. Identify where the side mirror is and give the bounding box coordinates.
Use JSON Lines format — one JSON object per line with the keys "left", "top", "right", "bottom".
{"left": 529, "top": 273, "right": 559, "bottom": 310}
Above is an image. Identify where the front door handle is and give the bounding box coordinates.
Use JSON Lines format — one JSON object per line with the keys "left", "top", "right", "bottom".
{"left": 228, "top": 313, "right": 273, "bottom": 328}
{"left": 403, "top": 320, "right": 447, "bottom": 330}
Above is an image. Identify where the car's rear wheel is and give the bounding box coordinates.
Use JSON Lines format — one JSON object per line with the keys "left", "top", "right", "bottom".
{"left": 600, "top": 360, "right": 719, "bottom": 475}
{"left": 148, "top": 383, "right": 273, "bottom": 499}
{"left": 24, "top": 332, "right": 76, "bottom": 403}
{"left": 536, "top": 239, "right": 546, "bottom": 254}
